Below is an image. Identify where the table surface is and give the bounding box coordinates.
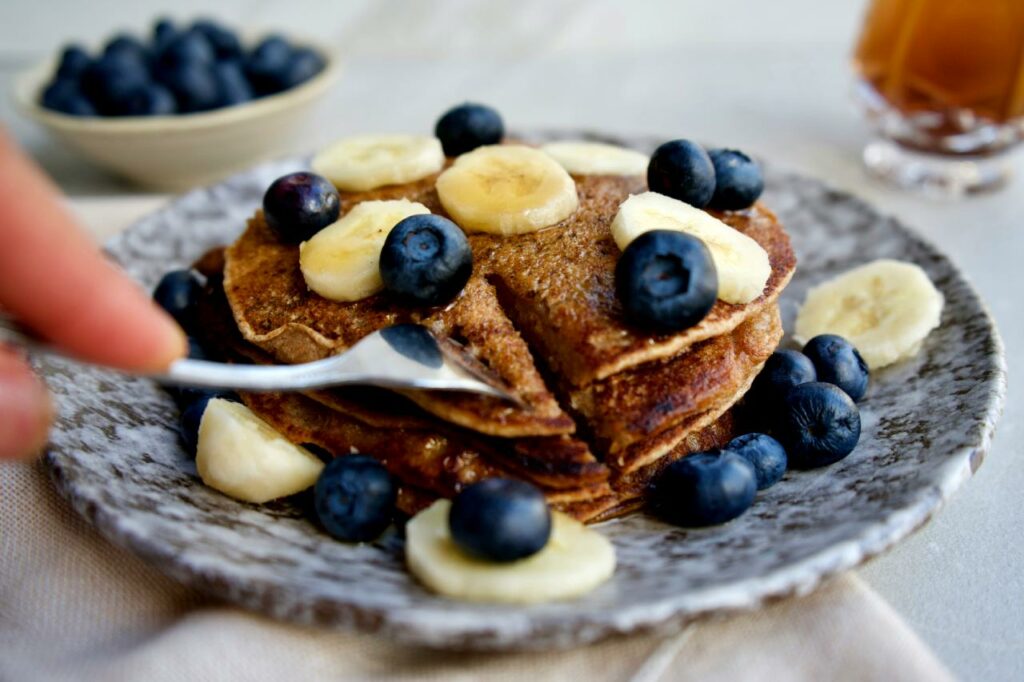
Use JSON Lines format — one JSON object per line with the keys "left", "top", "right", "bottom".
{"left": 2, "top": 2, "right": 1022, "bottom": 679}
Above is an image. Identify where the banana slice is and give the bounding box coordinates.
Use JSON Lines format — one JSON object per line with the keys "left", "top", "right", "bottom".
{"left": 196, "top": 399, "right": 324, "bottom": 504}
{"left": 299, "top": 199, "right": 430, "bottom": 302}
{"left": 794, "top": 259, "right": 944, "bottom": 369}
{"left": 435, "top": 145, "right": 579, "bottom": 235}
{"left": 611, "top": 191, "right": 770, "bottom": 304}
{"left": 406, "top": 500, "right": 615, "bottom": 603}
{"left": 311, "top": 135, "right": 445, "bottom": 192}
{"left": 541, "top": 141, "right": 649, "bottom": 176}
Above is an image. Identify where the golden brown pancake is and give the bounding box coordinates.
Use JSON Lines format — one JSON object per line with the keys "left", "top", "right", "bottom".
{"left": 205, "top": 156, "right": 796, "bottom": 523}
{"left": 238, "top": 387, "right": 735, "bottom": 523}
{"left": 193, "top": 258, "right": 760, "bottom": 522}
{"left": 222, "top": 173, "right": 795, "bottom": 441}
{"left": 567, "top": 304, "right": 781, "bottom": 460}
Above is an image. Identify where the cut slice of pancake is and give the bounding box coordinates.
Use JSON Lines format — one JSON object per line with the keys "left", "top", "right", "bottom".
{"left": 594, "top": 409, "right": 739, "bottom": 522}
{"left": 472, "top": 178, "right": 795, "bottom": 387}
{"left": 571, "top": 304, "right": 782, "bottom": 466}
{"left": 225, "top": 210, "right": 573, "bottom": 439}
{"left": 223, "top": 172, "right": 795, "bottom": 441}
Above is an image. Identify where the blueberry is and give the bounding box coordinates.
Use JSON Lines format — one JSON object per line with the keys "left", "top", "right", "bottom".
{"left": 724, "top": 433, "right": 787, "bottom": 490}
{"left": 245, "top": 36, "right": 293, "bottom": 96}
{"left": 178, "top": 392, "right": 215, "bottom": 455}
{"left": 158, "top": 63, "right": 220, "bottom": 112}
{"left": 615, "top": 229, "right": 718, "bottom": 332}
{"left": 449, "top": 479, "right": 551, "bottom": 562}
{"left": 80, "top": 52, "right": 151, "bottom": 114}
{"left": 191, "top": 19, "right": 243, "bottom": 61}
{"left": 314, "top": 455, "right": 397, "bottom": 542}
{"left": 55, "top": 45, "right": 92, "bottom": 81}
{"left": 647, "top": 140, "right": 716, "bottom": 208}
{"left": 775, "top": 382, "right": 861, "bottom": 469}
{"left": 186, "top": 336, "right": 209, "bottom": 360}
{"left": 40, "top": 80, "right": 96, "bottom": 116}
{"left": 802, "top": 334, "right": 870, "bottom": 402}
{"left": 707, "top": 149, "right": 764, "bottom": 211}
{"left": 176, "top": 390, "right": 238, "bottom": 452}
{"left": 650, "top": 452, "right": 757, "bottom": 527}
{"left": 277, "top": 47, "right": 325, "bottom": 89}
{"left": 380, "top": 215, "right": 473, "bottom": 305}
{"left": 104, "top": 34, "right": 150, "bottom": 64}
{"left": 155, "top": 30, "right": 215, "bottom": 71}
{"left": 116, "top": 83, "right": 177, "bottom": 116}
{"left": 153, "top": 17, "right": 177, "bottom": 47}
{"left": 212, "top": 61, "right": 253, "bottom": 107}
{"left": 153, "top": 269, "right": 202, "bottom": 332}
{"left": 262, "top": 172, "right": 340, "bottom": 242}
{"left": 434, "top": 103, "right": 504, "bottom": 156}
{"left": 750, "top": 349, "right": 816, "bottom": 403}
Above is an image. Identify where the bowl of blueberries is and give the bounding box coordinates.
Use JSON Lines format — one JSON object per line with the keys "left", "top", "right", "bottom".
{"left": 13, "top": 16, "right": 340, "bottom": 190}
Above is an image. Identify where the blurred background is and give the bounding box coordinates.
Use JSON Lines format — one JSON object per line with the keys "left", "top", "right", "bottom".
{"left": 2, "top": 0, "right": 875, "bottom": 194}
{"left": 2, "top": 1, "right": 1022, "bottom": 679}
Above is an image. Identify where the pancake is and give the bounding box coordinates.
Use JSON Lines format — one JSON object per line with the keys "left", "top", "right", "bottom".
{"left": 193, "top": 258, "right": 760, "bottom": 522}
{"left": 567, "top": 304, "right": 781, "bottom": 459}
{"left": 240, "top": 390, "right": 619, "bottom": 522}
{"left": 206, "top": 154, "right": 796, "bottom": 523}
{"left": 238, "top": 386, "right": 734, "bottom": 523}
{"left": 223, "top": 173, "right": 795, "bottom": 441}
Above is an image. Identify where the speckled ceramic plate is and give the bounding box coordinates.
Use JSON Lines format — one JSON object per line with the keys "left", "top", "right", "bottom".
{"left": 42, "top": 132, "right": 1006, "bottom": 651}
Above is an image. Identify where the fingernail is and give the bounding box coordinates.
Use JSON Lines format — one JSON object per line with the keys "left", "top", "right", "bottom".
{"left": 0, "top": 362, "right": 53, "bottom": 460}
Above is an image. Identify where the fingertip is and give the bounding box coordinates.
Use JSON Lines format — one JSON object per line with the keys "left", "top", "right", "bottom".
{"left": 145, "top": 307, "right": 189, "bottom": 372}
{"left": 0, "top": 351, "right": 53, "bottom": 461}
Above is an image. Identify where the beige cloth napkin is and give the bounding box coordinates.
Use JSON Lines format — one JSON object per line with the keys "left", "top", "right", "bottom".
{"left": 0, "top": 199, "right": 955, "bottom": 682}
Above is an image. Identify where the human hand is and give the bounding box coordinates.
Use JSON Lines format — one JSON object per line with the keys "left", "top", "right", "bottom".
{"left": 0, "top": 130, "right": 186, "bottom": 460}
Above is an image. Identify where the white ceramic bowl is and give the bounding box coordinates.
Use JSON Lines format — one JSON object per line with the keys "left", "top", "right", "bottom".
{"left": 13, "top": 46, "right": 340, "bottom": 191}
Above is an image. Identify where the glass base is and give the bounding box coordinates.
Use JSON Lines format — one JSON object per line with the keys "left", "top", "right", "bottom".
{"left": 862, "top": 139, "right": 1013, "bottom": 197}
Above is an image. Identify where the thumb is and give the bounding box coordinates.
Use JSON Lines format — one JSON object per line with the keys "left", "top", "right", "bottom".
{"left": 0, "top": 347, "right": 53, "bottom": 460}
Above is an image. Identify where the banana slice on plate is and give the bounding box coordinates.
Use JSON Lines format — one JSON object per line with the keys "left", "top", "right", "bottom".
{"left": 311, "top": 134, "right": 445, "bottom": 192}
{"left": 196, "top": 399, "right": 324, "bottom": 504}
{"left": 611, "top": 191, "right": 770, "bottom": 304}
{"left": 299, "top": 199, "right": 430, "bottom": 302}
{"left": 795, "top": 258, "right": 944, "bottom": 369}
{"left": 541, "top": 141, "right": 649, "bottom": 176}
{"left": 435, "top": 145, "right": 579, "bottom": 235}
{"left": 406, "top": 500, "right": 616, "bottom": 603}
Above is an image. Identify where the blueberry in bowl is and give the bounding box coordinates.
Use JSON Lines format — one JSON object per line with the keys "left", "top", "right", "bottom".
{"left": 16, "top": 17, "right": 339, "bottom": 190}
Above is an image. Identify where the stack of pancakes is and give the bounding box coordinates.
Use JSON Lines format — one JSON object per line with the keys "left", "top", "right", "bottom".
{"left": 194, "top": 171, "right": 796, "bottom": 522}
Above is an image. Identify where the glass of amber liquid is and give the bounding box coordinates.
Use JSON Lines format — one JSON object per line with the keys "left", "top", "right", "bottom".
{"left": 852, "top": 0, "right": 1024, "bottom": 195}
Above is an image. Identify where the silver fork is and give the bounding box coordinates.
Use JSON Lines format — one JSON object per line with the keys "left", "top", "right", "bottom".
{"left": 0, "top": 317, "right": 517, "bottom": 402}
